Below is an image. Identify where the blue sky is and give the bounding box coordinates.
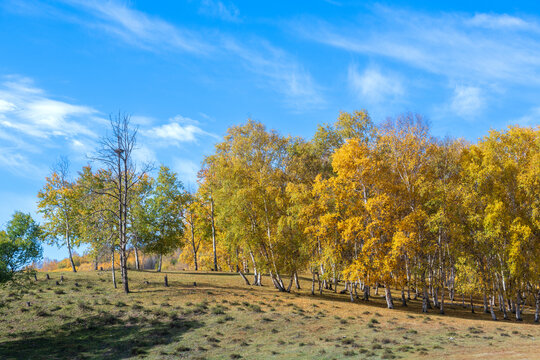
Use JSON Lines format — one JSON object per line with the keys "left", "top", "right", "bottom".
{"left": 1, "top": 0, "right": 539, "bottom": 260}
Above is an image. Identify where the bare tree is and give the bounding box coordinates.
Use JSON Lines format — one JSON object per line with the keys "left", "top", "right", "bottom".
{"left": 91, "top": 113, "right": 151, "bottom": 293}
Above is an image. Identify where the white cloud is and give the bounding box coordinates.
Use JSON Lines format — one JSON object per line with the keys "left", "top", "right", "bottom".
{"left": 223, "top": 39, "right": 325, "bottom": 110}
{"left": 144, "top": 115, "right": 217, "bottom": 145}
{"left": 467, "top": 13, "right": 534, "bottom": 30}
{"left": 450, "top": 85, "right": 484, "bottom": 118}
{"left": 0, "top": 99, "right": 16, "bottom": 112}
{"left": 199, "top": 0, "right": 240, "bottom": 22}
{"left": 62, "top": 0, "right": 212, "bottom": 54}
{"left": 294, "top": 7, "right": 540, "bottom": 86}
{"left": 13, "top": 0, "right": 323, "bottom": 111}
{"left": 0, "top": 75, "right": 100, "bottom": 139}
{"left": 348, "top": 65, "right": 404, "bottom": 103}
{"left": 0, "top": 75, "right": 105, "bottom": 177}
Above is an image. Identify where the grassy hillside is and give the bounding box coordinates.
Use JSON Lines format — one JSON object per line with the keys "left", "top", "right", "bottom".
{"left": 0, "top": 270, "right": 538, "bottom": 359}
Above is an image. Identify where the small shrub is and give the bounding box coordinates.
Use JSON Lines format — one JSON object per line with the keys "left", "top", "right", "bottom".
{"left": 78, "top": 302, "right": 92, "bottom": 311}
{"left": 131, "top": 347, "right": 147, "bottom": 355}
{"left": 36, "top": 309, "right": 50, "bottom": 317}
{"left": 211, "top": 305, "right": 226, "bottom": 315}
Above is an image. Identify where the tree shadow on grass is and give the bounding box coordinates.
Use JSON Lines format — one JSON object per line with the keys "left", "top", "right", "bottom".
{"left": 0, "top": 312, "right": 203, "bottom": 360}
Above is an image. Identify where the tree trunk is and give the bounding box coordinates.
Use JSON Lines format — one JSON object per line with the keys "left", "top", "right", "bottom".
{"left": 470, "top": 293, "right": 475, "bottom": 313}
{"left": 363, "top": 285, "right": 370, "bottom": 301}
{"left": 249, "top": 251, "right": 260, "bottom": 286}
{"left": 311, "top": 271, "right": 316, "bottom": 295}
{"left": 516, "top": 292, "right": 523, "bottom": 321}
{"left": 111, "top": 248, "right": 117, "bottom": 289}
{"left": 433, "top": 287, "right": 439, "bottom": 308}
{"left": 384, "top": 284, "right": 394, "bottom": 309}
{"left": 349, "top": 282, "right": 355, "bottom": 302}
{"left": 422, "top": 285, "right": 428, "bottom": 313}
{"left": 190, "top": 218, "right": 198, "bottom": 271}
{"left": 317, "top": 271, "right": 322, "bottom": 295}
{"left": 157, "top": 254, "right": 162, "bottom": 272}
{"left": 332, "top": 265, "right": 337, "bottom": 293}
{"left": 66, "top": 233, "right": 77, "bottom": 273}
{"left": 405, "top": 257, "right": 411, "bottom": 300}
{"left": 120, "top": 246, "right": 129, "bottom": 293}
{"left": 210, "top": 198, "right": 218, "bottom": 272}
{"left": 490, "top": 294, "right": 497, "bottom": 321}
{"left": 483, "top": 288, "right": 489, "bottom": 313}
{"left": 535, "top": 290, "right": 539, "bottom": 323}
{"left": 439, "top": 286, "right": 445, "bottom": 314}
{"left": 238, "top": 270, "right": 250, "bottom": 285}
{"left": 294, "top": 271, "right": 301, "bottom": 290}
{"left": 134, "top": 246, "right": 140, "bottom": 270}
{"left": 401, "top": 288, "right": 407, "bottom": 307}
{"left": 501, "top": 291, "right": 509, "bottom": 320}
{"left": 269, "top": 271, "right": 286, "bottom": 292}
{"left": 286, "top": 273, "right": 294, "bottom": 293}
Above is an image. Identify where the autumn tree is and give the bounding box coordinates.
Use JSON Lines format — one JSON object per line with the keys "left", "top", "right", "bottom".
{"left": 38, "top": 157, "right": 81, "bottom": 272}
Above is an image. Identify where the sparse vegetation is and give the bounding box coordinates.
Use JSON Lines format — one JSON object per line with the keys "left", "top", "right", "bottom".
{"left": 0, "top": 270, "right": 538, "bottom": 359}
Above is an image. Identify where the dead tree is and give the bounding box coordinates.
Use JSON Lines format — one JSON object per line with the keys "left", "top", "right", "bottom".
{"left": 91, "top": 113, "right": 151, "bottom": 293}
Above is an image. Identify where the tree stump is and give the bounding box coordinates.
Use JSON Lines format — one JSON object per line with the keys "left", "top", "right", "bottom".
{"left": 60, "top": 275, "right": 64, "bottom": 282}
{"left": 55, "top": 281, "right": 60, "bottom": 286}
{"left": 74, "top": 282, "right": 79, "bottom": 287}
{"left": 46, "top": 274, "right": 50, "bottom": 280}
{"left": 144, "top": 280, "right": 149, "bottom": 285}
{"left": 193, "top": 282, "right": 197, "bottom": 287}
{"left": 164, "top": 275, "right": 169, "bottom": 287}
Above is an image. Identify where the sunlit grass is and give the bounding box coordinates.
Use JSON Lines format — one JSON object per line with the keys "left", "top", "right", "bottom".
{"left": 0, "top": 270, "right": 538, "bottom": 359}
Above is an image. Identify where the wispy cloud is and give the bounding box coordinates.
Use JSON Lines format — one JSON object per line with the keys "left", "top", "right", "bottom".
{"left": 449, "top": 85, "right": 484, "bottom": 118}
{"left": 294, "top": 7, "right": 540, "bottom": 85}
{"left": 223, "top": 39, "right": 325, "bottom": 110}
{"left": 0, "top": 149, "right": 46, "bottom": 178}
{"left": 0, "top": 75, "right": 100, "bottom": 140}
{"left": 467, "top": 13, "right": 536, "bottom": 30}
{"left": 348, "top": 64, "right": 404, "bottom": 103}
{"left": 144, "top": 115, "right": 218, "bottom": 146}
{"left": 12, "top": 0, "right": 324, "bottom": 111}
{"left": 61, "top": 0, "right": 213, "bottom": 54}
{"left": 0, "top": 75, "right": 104, "bottom": 176}
{"left": 199, "top": 0, "right": 240, "bottom": 22}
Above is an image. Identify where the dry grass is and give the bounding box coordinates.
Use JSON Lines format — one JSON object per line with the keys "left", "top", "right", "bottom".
{"left": 0, "top": 270, "right": 537, "bottom": 359}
